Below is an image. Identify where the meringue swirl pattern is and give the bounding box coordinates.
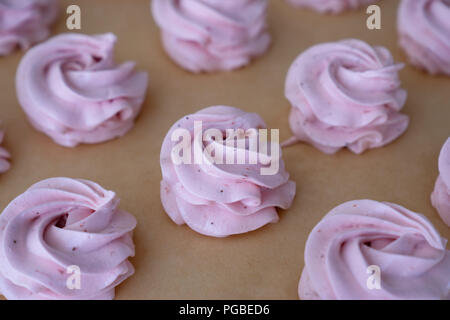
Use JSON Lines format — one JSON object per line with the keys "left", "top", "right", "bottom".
{"left": 286, "top": 0, "right": 379, "bottom": 14}
{"left": 0, "top": 0, "right": 58, "bottom": 56}
{"left": 398, "top": 0, "right": 450, "bottom": 76}
{"left": 0, "top": 130, "right": 10, "bottom": 173}
{"left": 431, "top": 138, "right": 450, "bottom": 226}
{"left": 16, "top": 33, "right": 149, "bottom": 147}
{"left": 299, "top": 200, "right": 450, "bottom": 300}
{"left": 284, "top": 39, "right": 409, "bottom": 154}
{"left": 160, "top": 106, "right": 296, "bottom": 237}
{"left": 0, "top": 178, "right": 137, "bottom": 300}
{"left": 151, "top": 0, "right": 271, "bottom": 72}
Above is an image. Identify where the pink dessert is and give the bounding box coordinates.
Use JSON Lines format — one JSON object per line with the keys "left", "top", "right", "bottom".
{"left": 0, "top": 177, "right": 137, "bottom": 300}
{"left": 160, "top": 106, "right": 296, "bottom": 237}
{"left": 0, "top": 0, "right": 58, "bottom": 56}
{"left": 284, "top": 39, "right": 409, "bottom": 154}
{"left": 151, "top": 0, "right": 271, "bottom": 72}
{"left": 16, "top": 33, "right": 149, "bottom": 147}
{"left": 398, "top": 0, "right": 450, "bottom": 76}
{"left": 299, "top": 200, "right": 450, "bottom": 300}
{"left": 286, "top": 0, "right": 379, "bottom": 14}
{"left": 431, "top": 138, "right": 450, "bottom": 226}
{"left": 0, "top": 129, "right": 10, "bottom": 173}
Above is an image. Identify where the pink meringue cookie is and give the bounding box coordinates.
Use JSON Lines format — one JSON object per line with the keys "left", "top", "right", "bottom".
{"left": 0, "top": 177, "right": 137, "bottom": 300}
{"left": 431, "top": 138, "right": 450, "bottom": 226}
{"left": 160, "top": 106, "right": 296, "bottom": 237}
{"left": 0, "top": 0, "right": 58, "bottom": 56}
{"left": 0, "top": 129, "right": 10, "bottom": 173}
{"left": 16, "top": 33, "right": 149, "bottom": 147}
{"left": 284, "top": 39, "right": 409, "bottom": 154}
{"left": 398, "top": 0, "right": 450, "bottom": 76}
{"left": 299, "top": 200, "right": 450, "bottom": 300}
{"left": 286, "top": 0, "right": 379, "bottom": 14}
{"left": 151, "top": 0, "right": 271, "bottom": 72}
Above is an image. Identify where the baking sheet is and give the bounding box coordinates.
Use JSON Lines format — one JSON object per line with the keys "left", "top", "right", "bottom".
{"left": 0, "top": 0, "right": 449, "bottom": 299}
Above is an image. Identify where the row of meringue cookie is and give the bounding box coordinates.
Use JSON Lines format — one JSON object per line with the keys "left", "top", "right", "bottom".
{"left": 7, "top": 2, "right": 447, "bottom": 150}
{"left": 13, "top": 33, "right": 409, "bottom": 154}
{"left": 1, "top": 0, "right": 448, "bottom": 76}
{"left": 16, "top": 33, "right": 410, "bottom": 153}
{"left": 0, "top": 177, "right": 137, "bottom": 300}
{"left": 150, "top": 0, "right": 450, "bottom": 76}
{"left": 1, "top": 180, "right": 448, "bottom": 300}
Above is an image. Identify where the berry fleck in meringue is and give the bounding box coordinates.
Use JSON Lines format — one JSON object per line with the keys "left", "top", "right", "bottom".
{"left": 160, "top": 106, "right": 296, "bottom": 237}
{"left": 0, "top": 178, "right": 137, "bottom": 300}
{"left": 151, "top": 0, "right": 271, "bottom": 72}
{"left": 299, "top": 200, "right": 450, "bottom": 300}
{"left": 0, "top": 129, "right": 10, "bottom": 173}
{"left": 398, "top": 0, "right": 450, "bottom": 76}
{"left": 0, "top": 0, "right": 58, "bottom": 56}
{"left": 284, "top": 39, "right": 409, "bottom": 154}
{"left": 286, "top": 0, "right": 379, "bottom": 14}
{"left": 16, "top": 33, "right": 149, "bottom": 147}
{"left": 431, "top": 138, "right": 450, "bottom": 226}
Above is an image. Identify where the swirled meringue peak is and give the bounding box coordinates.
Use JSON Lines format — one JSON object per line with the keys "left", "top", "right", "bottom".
{"left": 286, "top": 0, "right": 379, "bottom": 14}
{"left": 151, "top": 0, "right": 271, "bottom": 72}
{"left": 0, "top": 177, "right": 137, "bottom": 300}
{"left": 160, "top": 106, "right": 296, "bottom": 237}
{"left": 16, "top": 33, "right": 149, "bottom": 147}
{"left": 299, "top": 200, "right": 450, "bottom": 300}
{"left": 0, "top": 129, "right": 10, "bottom": 173}
{"left": 0, "top": 0, "right": 58, "bottom": 56}
{"left": 284, "top": 39, "right": 409, "bottom": 154}
{"left": 398, "top": 0, "right": 450, "bottom": 76}
{"left": 431, "top": 138, "right": 450, "bottom": 226}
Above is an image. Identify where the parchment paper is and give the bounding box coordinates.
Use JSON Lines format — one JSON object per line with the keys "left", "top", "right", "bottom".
{"left": 0, "top": 0, "right": 449, "bottom": 299}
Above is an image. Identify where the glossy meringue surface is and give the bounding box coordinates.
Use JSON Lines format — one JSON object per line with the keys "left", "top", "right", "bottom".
{"left": 0, "top": 0, "right": 58, "bottom": 56}
{"left": 0, "top": 177, "right": 137, "bottom": 300}
{"left": 284, "top": 39, "right": 409, "bottom": 154}
{"left": 286, "top": 0, "right": 379, "bottom": 14}
{"left": 299, "top": 200, "right": 450, "bottom": 300}
{"left": 0, "top": 129, "right": 10, "bottom": 173}
{"left": 16, "top": 33, "right": 149, "bottom": 147}
{"left": 431, "top": 138, "right": 450, "bottom": 226}
{"left": 151, "top": 0, "right": 271, "bottom": 72}
{"left": 398, "top": 0, "right": 450, "bottom": 76}
{"left": 160, "top": 106, "right": 296, "bottom": 237}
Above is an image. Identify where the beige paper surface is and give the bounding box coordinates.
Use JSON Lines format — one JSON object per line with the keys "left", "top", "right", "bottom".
{"left": 0, "top": 0, "right": 449, "bottom": 299}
